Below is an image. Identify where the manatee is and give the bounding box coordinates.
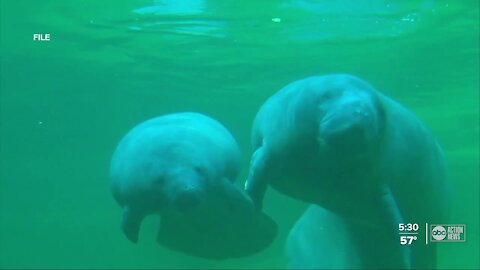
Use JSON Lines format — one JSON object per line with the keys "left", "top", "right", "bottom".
{"left": 286, "top": 205, "right": 361, "bottom": 269}
{"left": 244, "top": 74, "right": 448, "bottom": 269}
{"left": 110, "top": 112, "right": 277, "bottom": 259}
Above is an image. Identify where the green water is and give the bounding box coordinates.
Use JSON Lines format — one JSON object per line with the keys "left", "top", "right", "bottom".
{"left": 0, "top": 0, "right": 478, "bottom": 269}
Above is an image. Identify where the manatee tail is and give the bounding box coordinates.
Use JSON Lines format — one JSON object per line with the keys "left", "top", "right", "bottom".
{"left": 121, "top": 206, "right": 145, "bottom": 243}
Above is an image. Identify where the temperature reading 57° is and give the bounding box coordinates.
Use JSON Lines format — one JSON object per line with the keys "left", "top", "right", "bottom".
{"left": 398, "top": 223, "right": 419, "bottom": 245}
{"left": 400, "top": 235, "right": 417, "bottom": 245}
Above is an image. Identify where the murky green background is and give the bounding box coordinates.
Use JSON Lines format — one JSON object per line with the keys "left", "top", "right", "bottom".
{"left": 0, "top": 0, "right": 478, "bottom": 269}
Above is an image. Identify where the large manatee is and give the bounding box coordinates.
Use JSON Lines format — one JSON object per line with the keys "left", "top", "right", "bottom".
{"left": 110, "top": 112, "right": 277, "bottom": 259}
{"left": 244, "top": 74, "right": 448, "bottom": 269}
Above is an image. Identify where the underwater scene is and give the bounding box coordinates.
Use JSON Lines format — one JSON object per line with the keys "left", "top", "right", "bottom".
{"left": 0, "top": 0, "right": 478, "bottom": 269}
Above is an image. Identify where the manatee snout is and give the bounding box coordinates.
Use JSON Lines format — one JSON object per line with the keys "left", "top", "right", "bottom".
{"left": 319, "top": 99, "right": 377, "bottom": 154}
{"left": 171, "top": 185, "right": 204, "bottom": 211}
{"left": 165, "top": 169, "right": 206, "bottom": 211}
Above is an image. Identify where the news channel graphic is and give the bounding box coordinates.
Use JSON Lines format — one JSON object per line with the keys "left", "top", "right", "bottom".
{"left": 429, "top": 224, "right": 466, "bottom": 242}
{"left": 398, "top": 223, "right": 466, "bottom": 245}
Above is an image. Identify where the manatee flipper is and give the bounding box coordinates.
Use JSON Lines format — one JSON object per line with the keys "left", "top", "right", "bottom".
{"left": 157, "top": 177, "right": 277, "bottom": 259}
{"left": 245, "top": 145, "right": 269, "bottom": 210}
{"left": 379, "top": 185, "right": 411, "bottom": 269}
{"left": 121, "top": 206, "right": 145, "bottom": 243}
{"left": 347, "top": 184, "right": 411, "bottom": 269}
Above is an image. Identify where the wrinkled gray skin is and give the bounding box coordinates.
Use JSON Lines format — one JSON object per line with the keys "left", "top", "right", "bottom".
{"left": 110, "top": 112, "right": 277, "bottom": 259}
{"left": 245, "top": 74, "right": 448, "bottom": 269}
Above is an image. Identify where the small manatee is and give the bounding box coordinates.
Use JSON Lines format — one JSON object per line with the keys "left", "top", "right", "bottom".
{"left": 110, "top": 112, "right": 277, "bottom": 259}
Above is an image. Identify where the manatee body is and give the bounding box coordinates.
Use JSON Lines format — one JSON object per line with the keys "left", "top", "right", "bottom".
{"left": 110, "top": 112, "right": 277, "bottom": 259}
{"left": 286, "top": 205, "right": 361, "bottom": 269}
{"left": 244, "top": 74, "right": 448, "bottom": 269}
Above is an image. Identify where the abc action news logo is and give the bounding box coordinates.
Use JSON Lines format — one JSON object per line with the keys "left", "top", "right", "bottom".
{"left": 430, "top": 224, "right": 466, "bottom": 242}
